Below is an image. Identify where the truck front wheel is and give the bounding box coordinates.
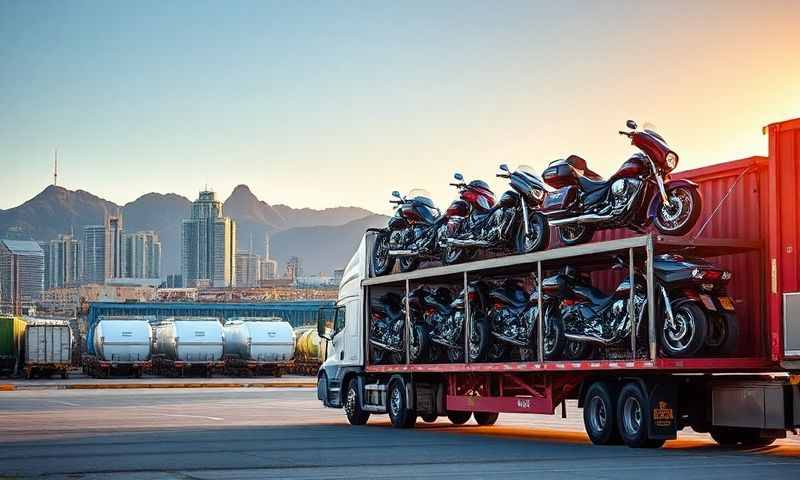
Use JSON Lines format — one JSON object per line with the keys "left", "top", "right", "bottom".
{"left": 344, "top": 379, "right": 370, "bottom": 426}
{"left": 388, "top": 380, "right": 416, "bottom": 428}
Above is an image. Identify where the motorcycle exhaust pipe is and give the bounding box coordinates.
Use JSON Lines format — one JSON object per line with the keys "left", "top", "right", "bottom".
{"left": 388, "top": 249, "right": 418, "bottom": 257}
{"left": 446, "top": 238, "right": 491, "bottom": 247}
{"left": 490, "top": 331, "right": 529, "bottom": 347}
{"left": 368, "top": 338, "right": 404, "bottom": 352}
{"left": 564, "top": 333, "right": 613, "bottom": 345}
{"left": 548, "top": 213, "right": 614, "bottom": 226}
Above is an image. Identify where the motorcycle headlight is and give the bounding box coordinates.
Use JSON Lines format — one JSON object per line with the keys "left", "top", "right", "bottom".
{"left": 665, "top": 152, "right": 678, "bottom": 171}
{"left": 532, "top": 188, "right": 545, "bottom": 201}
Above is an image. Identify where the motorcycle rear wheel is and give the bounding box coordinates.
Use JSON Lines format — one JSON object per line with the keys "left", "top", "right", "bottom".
{"left": 705, "top": 312, "right": 738, "bottom": 355}
{"left": 654, "top": 186, "right": 702, "bottom": 236}
{"left": 515, "top": 211, "right": 549, "bottom": 254}
{"left": 372, "top": 232, "right": 396, "bottom": 276}
{"left": 661, "top": 301, "right": 707, "bottom": 358}
{"left": 562, "top": 339, "right": 593, "bottom": 360}
{"left": 558, "top": 224, "right": 595, "bottom": 246}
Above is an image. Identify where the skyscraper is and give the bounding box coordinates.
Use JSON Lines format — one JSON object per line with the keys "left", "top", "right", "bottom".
{"left": 0, "top": 240, "right": 44, "bottom": 312}
{"left": 82, "top": 225, "right": 106, "bottom": 284}
{"left": 235, "top": 251, "right": 261, "bottom": 287}
{"left": 105, "top": 214, "right": 124, "bottom": 281}
{"left": 48, "top": 234, "right": 81, "bottom": 288}
{"left": 123, "top": 231, "right": 162, "bottom": 279}
{"left": 181, "top": 191, "right": 236, "bottom": 287}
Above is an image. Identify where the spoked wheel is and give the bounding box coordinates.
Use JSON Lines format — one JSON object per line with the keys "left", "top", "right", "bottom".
{"left": 515, "top": 211, "right": 549, "bottom": 254}
{"left": 661, "top": 302, "right": 707, "bottom": 358}
{"left": 399, "top": 256, "right": 420, "bottom": 273}
{"left": 468, "top": 316, "right": 490, "bottom": 362}
{"left": 543, "top": 313, "right": 565, "bottom": 360}
{"left": 371, "top": 232, "right": 395, "bottom": 276}
{"left": 558, "top": 224, "right": 595, "bottom": 246}
{"left": 408, "top": 324, "right": 430, "bottom": 363}
{"left": 705, "top": 312, "right": 738, "bottom": 355}
{"left": 654, "top": 186, "right": 702, "bottom": 236}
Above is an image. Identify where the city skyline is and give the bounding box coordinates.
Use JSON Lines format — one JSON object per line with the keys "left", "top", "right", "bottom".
{"left": 2, "top": 1, "right": 798, "bottom": 215}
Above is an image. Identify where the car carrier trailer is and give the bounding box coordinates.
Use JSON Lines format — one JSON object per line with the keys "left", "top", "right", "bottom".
{"left": 316, "top": 231, "right": 800, "bottom": 448}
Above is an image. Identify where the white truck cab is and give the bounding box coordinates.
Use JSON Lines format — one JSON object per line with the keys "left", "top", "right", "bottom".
{"left": 316, "top": 235, "right": 370, "bottom": 408}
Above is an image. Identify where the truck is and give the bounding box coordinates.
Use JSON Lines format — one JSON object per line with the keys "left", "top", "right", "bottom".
{"left": 314, "top": 117, "right": 800, "bottom": 448}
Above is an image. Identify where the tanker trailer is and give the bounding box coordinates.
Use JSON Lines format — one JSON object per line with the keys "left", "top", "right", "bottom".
{"left": 83, "top": 317, "right": 153, "bottom": 378}
{"left": 153, "top": 318, "right": 224, "bottom": 377}
{"left": 23, "top": 319, "right": 73, "bottom": 379}
{"left": 223, "top": 317, "right": 295, "bottom": 377}
{"left": 291, "top": 327, "right": 328, "bottom": 375}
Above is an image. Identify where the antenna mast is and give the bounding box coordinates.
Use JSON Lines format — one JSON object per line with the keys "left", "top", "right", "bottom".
{"left": 53, "top": 149, "right": 58, "bottom": 186}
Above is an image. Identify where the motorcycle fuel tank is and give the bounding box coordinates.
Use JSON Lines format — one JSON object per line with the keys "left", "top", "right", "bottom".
{"left": 446, "top": 199, "right": 469, "bottom": 217}
{"left": 498, "top": 190, "right": 519, "bottom": 208}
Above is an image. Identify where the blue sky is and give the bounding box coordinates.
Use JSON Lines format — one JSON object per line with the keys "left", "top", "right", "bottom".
{"left": 2, "top": 1, "right": 798, "bottom": 213}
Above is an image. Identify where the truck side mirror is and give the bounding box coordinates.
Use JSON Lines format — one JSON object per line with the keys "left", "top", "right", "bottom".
{"left": 317, "top": 309, "right": 331, "bottom": 340}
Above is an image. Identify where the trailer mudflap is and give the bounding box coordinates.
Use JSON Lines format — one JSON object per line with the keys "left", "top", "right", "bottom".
{"left": 647, "top": 381, "right": 678, "bottom": 440}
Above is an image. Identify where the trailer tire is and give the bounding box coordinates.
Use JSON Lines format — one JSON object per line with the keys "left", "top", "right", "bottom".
{"left": 421, "top": 413, "right": 438, "bottom": 423}
{"left": 617, "top": 382, "right": 664, "bottom": 448}
{"left": 474, "top": 412, "right": 499, "bottom": 426}
{"left": 344, "top": 379, "right": 370, "bottom": 426}
{"left": 583, "top": 382, "right": 622, "bottom": 445}
{"left": 710, "top": 427, "right": 777, "bottom": 448}
{"left": 388, "top": 380, "right": 416, "bottom": 429}
{"left": 446, "top": 411, "right": 472, "bottom": 425}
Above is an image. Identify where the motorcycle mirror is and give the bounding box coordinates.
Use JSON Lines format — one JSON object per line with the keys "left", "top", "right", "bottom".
{"left": 499, "top": 164, "right": 509, "bottom": 172}
{"left": 626, "top": 120, "right": 637, "bottom": 130}
{"left": 454, "top": 172, "right": 464, "bottom": 181}
{"left": 391, "top": 191, "right": 401, "bottom": 198}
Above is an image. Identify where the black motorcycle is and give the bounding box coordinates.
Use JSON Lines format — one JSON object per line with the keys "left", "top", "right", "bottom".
{"left": 557, "top": 255, "right": 736, "bottom": 359}
{"left": 368, "top": 292, "right": 406, "bottom": 364}
{"left": 422, "top": 281, "right": 492, "bottom": 363}
{"left": 541, "top": 120, "right": 702, "bottom": 246}
{"left": 440, "top": 164, "right": 549, "bottom": 265}
{"left": 370, "top": 189, "right": 446, "bottom": 276}
{"left": 483, "top": 277, "right": 565, "bottom": 362}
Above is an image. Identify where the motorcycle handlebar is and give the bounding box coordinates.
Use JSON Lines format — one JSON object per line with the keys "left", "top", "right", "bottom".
{"left": 449, "top": 183, "right": 462, "bottom": 187}
{"left": 619, "top": 131, "right": 632, "bottom": 137}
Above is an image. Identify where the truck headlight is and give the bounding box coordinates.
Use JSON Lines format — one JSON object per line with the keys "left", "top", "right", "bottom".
{"left": 665, "top": 152, "right": 678, "bottom": 170}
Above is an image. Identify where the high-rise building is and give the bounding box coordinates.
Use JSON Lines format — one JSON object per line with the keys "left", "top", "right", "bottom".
{"left": 259, "top": 258, "right": 278, "bottom": 281}
{"left": 0, "top": 240, "right": 44, "bottom": 312}
{"left": 181, "top": 191, "right": 236, "bottom": 287}
{"left": 123, "top": 231, "right": 161, "bottom": 279}
{"left": 82, "top": 225, "right": 106, "bottom": 284}
{"left": 286, "top": 256, "right": 302, "bottom": 281}
{"left": 48, "top": 234, "right": 81, "bottom": 288}
{"left": 235, "top": 251, "right": 261, "bottom": 287}
{"left": 38, "top": 241, "right": 51, "bottom": 289}
{"left": 105, "top": 214, "right": 124, "bottom": 281}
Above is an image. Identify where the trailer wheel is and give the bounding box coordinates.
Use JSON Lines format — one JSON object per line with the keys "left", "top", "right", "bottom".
{"left": 710, "top": 427, "right": 777, "bottom": 448}
{"left": 388, "top": 380, "right": 416, "bottom": 428}
{"left": 616, "top": 383, "right": 665, "bottom": 448}
{"left": 474, "top": 412, "right": 499, "bottom": 426}
{"left": 446, "top": 411, "right": 472, "bottom": 425}
{"left": 344, "top": 379, "right": 370, "bottom": 426}
{"left": 583, "top": 382, "right": 622, "bottom": 445}
{"left": 421, "top": 413, "right": 438, "bottom": 423}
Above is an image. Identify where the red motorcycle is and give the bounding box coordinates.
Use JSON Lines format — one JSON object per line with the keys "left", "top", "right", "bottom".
{"left": 541, "top": 120, "right": 702, "bottom": 245}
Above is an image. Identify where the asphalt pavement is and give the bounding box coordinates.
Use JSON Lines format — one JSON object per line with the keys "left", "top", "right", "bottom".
{"left": 1, "top": 387, "right": 799, "bottom": 479}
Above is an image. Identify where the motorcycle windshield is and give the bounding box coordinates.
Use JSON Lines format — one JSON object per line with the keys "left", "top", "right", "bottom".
{"left": 514, "top": 165, "right": 545, "bottom": 187}
{"left": 641, "top": 122, "right": 669, "bottom": 147}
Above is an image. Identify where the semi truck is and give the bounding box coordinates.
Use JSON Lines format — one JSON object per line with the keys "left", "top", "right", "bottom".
{"left": 314, "top": 117, "right": 800, "bottom": 448}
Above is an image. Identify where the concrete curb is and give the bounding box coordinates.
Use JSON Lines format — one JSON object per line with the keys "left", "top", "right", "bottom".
{"left": 0, "top": 381, "right": 316, "bottom": 391}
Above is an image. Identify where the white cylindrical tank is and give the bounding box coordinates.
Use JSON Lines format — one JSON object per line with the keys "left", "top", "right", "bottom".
{"left": 155, "top": 318, "right": 224, "bottom": 363}
{"left": 223, "top": 317, "right": 295, "bottom": 362}
{"left": 93, "top": 319, "right": 152, "bottom": 363}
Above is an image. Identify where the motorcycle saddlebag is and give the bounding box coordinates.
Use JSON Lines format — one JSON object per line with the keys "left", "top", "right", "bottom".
{"left": 542, "top": 186, "right": 578, "bottom": 214}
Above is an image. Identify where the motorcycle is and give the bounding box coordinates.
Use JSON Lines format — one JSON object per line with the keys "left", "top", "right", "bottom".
{"left": 370, "top": 189, "right": 447, "bottom": 276}
{"left": 483, "top": 277, "right": 565, "bottom": 362}
{"left": 368, "top": 292, "right": 406, "bottom": 364}
{"left": 557, "top": 255, "right": 736, "bottom": 359}
{"left": 541, "top": 120, "right": 702, "bottom": 246}
{"left": 421, "top": 280, "right": 492, "bottom": 363}
{"left": 440, "top": 165, "right": 549, "bottom": 265}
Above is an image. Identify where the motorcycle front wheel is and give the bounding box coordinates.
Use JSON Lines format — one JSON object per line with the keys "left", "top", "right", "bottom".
{"left": 515, "top": 211, "right": 550, "bottom": 254}
{"left": 654, "top": 186, "right": 702, "bottom": 236}
{"left": 468, "top": 315, "right": 490, "bottom": 362}
{"left": 409, "top": 324, "right": 431, "bottom": 363}
{"left": 661, "top": 301, "right": 707, "bottom": 357}
{"left": 372, "top": 232, "right": 396, "bottom": 276}
{"left": 558, "top": 224, "right": 595, "bottom": 246}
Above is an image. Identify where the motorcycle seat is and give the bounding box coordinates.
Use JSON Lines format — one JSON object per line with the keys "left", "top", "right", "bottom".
{"left": 564, "top": 155, "right": 608, "bottom": 193}
{"left": 489, "top": 287, "right": 528, "bottom": 308}
{"left": 573, "top": 285, "right": 614, "bottom": 307}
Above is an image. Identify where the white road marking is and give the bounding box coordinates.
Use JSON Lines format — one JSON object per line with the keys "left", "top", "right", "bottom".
{"left": 46, "top": 400, "right": 81, "bottom": 407}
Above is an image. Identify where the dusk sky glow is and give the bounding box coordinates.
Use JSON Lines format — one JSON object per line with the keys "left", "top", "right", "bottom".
{"left": 2, "top": 0, "right": 798, "bottom": 213}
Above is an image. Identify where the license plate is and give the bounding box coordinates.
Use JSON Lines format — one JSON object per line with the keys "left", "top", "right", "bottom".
{"left": 718, "top": 296, "right": 735, "bottom": 311}
{"left": 699, "top": 294, "right": 716, "bottom": 311}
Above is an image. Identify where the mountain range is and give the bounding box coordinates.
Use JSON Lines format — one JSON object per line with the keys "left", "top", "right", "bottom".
{"left": 0, "top": 185, "right": 387, "bottom": 276}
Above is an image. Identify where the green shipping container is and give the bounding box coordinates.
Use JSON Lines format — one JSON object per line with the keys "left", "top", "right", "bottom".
{"left": 0, "top": 315, "right": 27, "bottom": 358}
